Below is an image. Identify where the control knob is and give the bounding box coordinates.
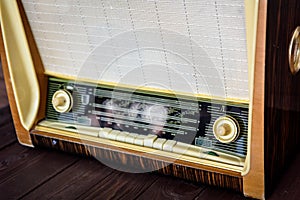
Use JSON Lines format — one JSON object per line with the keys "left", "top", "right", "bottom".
{"left": 213, "top": 115, "right": 240, "bottom": 143}
{"left": 52, "top": 89, "right": 73, "bottom": 113}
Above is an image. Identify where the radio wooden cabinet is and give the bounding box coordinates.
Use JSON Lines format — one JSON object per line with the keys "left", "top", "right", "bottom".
{"left": 1, "top": 0, "right": 300, "bottom": 199}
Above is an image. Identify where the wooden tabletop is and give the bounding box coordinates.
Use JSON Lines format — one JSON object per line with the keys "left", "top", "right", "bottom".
{"left": 1, "top": 72, "right": 300, "bottom": 200}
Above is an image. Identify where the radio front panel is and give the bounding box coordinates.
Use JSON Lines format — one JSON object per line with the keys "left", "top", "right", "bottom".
{"left": 44, "top": 77, "right": 248, "bottom": 162}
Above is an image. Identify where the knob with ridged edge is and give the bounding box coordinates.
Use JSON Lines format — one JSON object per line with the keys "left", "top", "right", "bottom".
{"left": 213, "top": 115, "right": 240, "bottom": 143}
{"left": 52, "top": 89, "right": 73, "bottom": 113}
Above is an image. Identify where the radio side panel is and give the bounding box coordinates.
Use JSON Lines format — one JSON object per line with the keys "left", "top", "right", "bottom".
{"left": 242, "top": 0, "right": 266, "bottom": 198}
{"left": 16, "top": 0, "right": 48, "bottom": 127}
{"left": 264, "top": 0, "right": 300, "bottom": 196}
{"left": 0, "top": 0, "right": 47, "bottom": 146}
{"left": 0, "top": 26, "right": 33, "bottom": 146}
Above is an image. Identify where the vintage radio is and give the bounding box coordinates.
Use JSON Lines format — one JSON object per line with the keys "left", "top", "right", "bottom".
{"left": 1, "top": 0, "right": 300, "bottom": 199}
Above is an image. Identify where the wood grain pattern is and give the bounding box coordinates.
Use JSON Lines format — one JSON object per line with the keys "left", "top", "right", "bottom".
{"left": 0, "top": 144, "right": 78, "bottom": 199}
{"left": 0, "top": 63, "right": 8, "bottom": 108}
{"left": 137, "top": 176, "right": 205, "bottom": 200}
{"left": 195, "top": 187, "right": 247, "bottom": 200}
{"left": 78, "top": 171, "right": 159, "bottom": 200}
{"left": 0, "top": 106, "right": 16, "bottom": 150}
{"left": 243, "top": 0, "right": 300, "bottom": 198}
{"left": 30, "top": 133, "right": 244, "bottom": 193}
{"left": 264, "top": 0, "right": 300, "bottom": 196}
{"left": 31, "top": 128, "right": 242, "bottom": 177}
{"left": 0, "top": 120, "right": 16, "bottom": 150}
{"left": 268, "top": 152, "right": 300, "bottom": 199}
{"left": 21, "top": 159, "right": 114, "bottom": 200}
{"left": 0, "top": 143, "right": 40, "bottom": 182}
{"left": 242, "top": 0, "right": 267, "bottom": 199}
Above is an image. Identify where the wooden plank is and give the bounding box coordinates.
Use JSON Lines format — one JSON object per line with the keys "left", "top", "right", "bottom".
{"left": 77, "top": 171, "right": 160, "bottom": 200}
{"left": 0, "top": 121, "right": 16, "bottom": 150}
{"left": 21, "top": 159, "right": 114, "bottom": 200}
{"left": 0, "top": 44, "right": 16, "bottom": 149}
{"left": 0, "top": 106, "right": 11, "bottom": 125}
{"left": 0, "top": 145, "right": 78, "bottom": 199}
{"left": 0, "top": 143, "right": 40, "bottom": 182}
{"left": 137, "top": 176, "right": 205, "bottom": 200}
{"left": 0, "top": 107, "right": 16, "bottom": 149}
{"left": 0, "top": 63, "right": 8, "bottom": 109}
{"left": 195, "top": 187, "right": 247, "bottom": 200}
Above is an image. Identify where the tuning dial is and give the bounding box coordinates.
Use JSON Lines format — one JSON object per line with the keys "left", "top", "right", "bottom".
{"left": 52, "top": 89, "right": 73, "bottom": 113}
{"left": 213, "top": 115, "right": 240, "bottom": 143}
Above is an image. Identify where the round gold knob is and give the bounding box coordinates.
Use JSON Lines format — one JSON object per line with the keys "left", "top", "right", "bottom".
{"left": 289, "top": 26, "right": 300, "bottom": 75}
{"left": 213, "top": 115, "right": 240, "bottom": 143}
{"left": 52, "top": 89, "right": 73, "bottom": 113}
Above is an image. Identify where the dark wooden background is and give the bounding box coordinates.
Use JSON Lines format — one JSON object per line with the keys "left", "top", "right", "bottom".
{"left": 1, "top": 65, "right": 300, "bottom": 200}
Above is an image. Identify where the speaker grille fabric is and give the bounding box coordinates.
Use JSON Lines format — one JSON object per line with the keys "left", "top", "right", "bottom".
{"left": 22, "top": 0, "right": 249, "bottom": 101}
